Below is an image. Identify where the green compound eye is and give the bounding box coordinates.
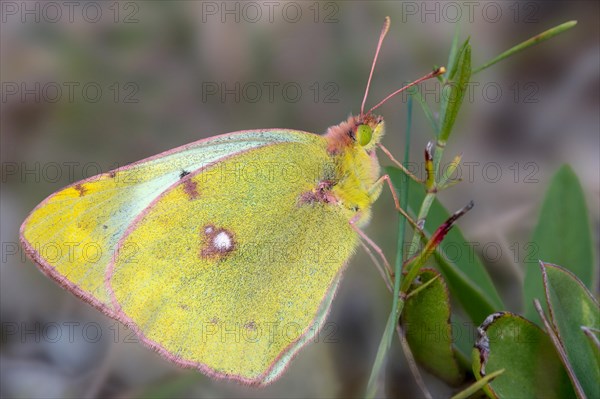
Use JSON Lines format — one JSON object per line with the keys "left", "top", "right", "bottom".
{"left": 356, "top": 124, "right": 373, "bottom": 146}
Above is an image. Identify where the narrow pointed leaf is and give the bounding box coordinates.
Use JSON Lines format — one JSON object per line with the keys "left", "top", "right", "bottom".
{"left": 472, "top": 312, "right": 576, "bottom": 399}
{"left": 451, "top": 369, "right": 504, "bottom": 399}
{"left": 473, "top": 21, "right": 577, "bottom": 74}
{"left": 541, "top": 262, "right": 600, "bottom": 398}
{"left": 444, "top": 24, "right": 462, "bottom": 82}
{"left": 387, "top": 172, "right": 504, "bottom": 324}
{"left": 439, "top": 41, "right": 471, "bottom": 141}
{"left": 524, "top": 165, "right": 595, "bottom": 324}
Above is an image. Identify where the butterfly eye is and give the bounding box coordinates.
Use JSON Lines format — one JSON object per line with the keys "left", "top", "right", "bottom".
{"left": 356, "top": 124, "right": 373, "bottom": 146}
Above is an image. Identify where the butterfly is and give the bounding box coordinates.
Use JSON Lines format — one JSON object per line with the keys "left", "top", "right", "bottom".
{"left": 19, "top": 17, "right": 444, "bottom": 385}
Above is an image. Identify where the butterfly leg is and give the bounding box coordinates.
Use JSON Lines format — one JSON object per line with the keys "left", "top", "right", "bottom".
{"left": 349, "top": 213, "right": 395, "bottom": 285}
{"left": 377, "top": 144, "right": 423, "bottom": 184}
{"left": 370, "top": 174, "right": 425, "bottom": 234}
{"left": 358, "top": 238, "right": 393, "bottom": 292}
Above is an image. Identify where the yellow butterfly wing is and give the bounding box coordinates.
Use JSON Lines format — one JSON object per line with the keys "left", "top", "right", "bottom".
{"left": 19, "top": 130, "right": 315, "bottom": 317}
{"left": 106, "top": 138, "right": 357, "bottom": 384}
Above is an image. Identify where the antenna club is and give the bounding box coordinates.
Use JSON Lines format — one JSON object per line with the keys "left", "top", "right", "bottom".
{"left": 436, "top": 66, "right": 446, "bottom": 75}
{"left": 382, "top": 16, "right": 391, "bottom": 34}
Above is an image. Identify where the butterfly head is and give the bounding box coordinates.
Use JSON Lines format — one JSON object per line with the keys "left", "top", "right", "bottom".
{"left": 354, "top": 113, "right": 385, "bottom": 150}
{"left": 324, "top": 114, "right": 384, "bottom": 154}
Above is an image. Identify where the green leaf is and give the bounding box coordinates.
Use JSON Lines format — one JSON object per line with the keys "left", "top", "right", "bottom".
{"left": 444, "top": 24, "right": 462, "bottom": 82}
{"left": 387, "top": 173, "right": 504, "bottom": 324}
{"left": 402, "top": 269, "right": 464, "bottom": 385}
{"left": 523, "top": 165, "right": 596, "bottom": 324}
{"left": 541, "top": 262, "right": 600, "bottom": 399}
{"left": 473, "top": 21, "right": 577, "bottom": 75}
{"left": 438, "top": 41, "right": 471, "bottom": 142}
{"left": 472, "top": 312, "right": 576, "bottom": 399}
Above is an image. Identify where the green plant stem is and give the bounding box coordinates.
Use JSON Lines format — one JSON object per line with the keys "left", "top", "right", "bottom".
{"left": 433, "top": 141, "right": 446, "bottom": 180}
{"left": 406, "top": 192, "right": 436, "bottom": 260}
{"left": 365, "top": 311, "right": 398, "bottom": 399}
{"left": 365, "top": 98, "right": 413, "bottom": 399}
{"left": 400, "top": 194, "right": 439, "bottom": 294}
{"left": 392, "top": 97, "right": 413, "bottom": 312}
{"left": 400, "top": 119, "right": 452, "bottom": 292}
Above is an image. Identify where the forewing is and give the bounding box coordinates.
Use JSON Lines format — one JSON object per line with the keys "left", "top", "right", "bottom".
{"left": 20, "top": 130, "right": 310, "bottom": 315}
{"left": 107, "top": 141, "right": 358, "bottom": 384}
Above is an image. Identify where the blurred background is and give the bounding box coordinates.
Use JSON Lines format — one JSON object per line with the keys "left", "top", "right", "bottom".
{"left": 1, "top": 1, "right": 598, "bottom": 398}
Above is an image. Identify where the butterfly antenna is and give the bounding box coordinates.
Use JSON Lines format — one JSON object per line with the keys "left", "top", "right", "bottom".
{"left": 367, "top": 66, "right": 446, "bottom": 114}
{"left": 360, "top": 16, "right": 391, "bottom": 118}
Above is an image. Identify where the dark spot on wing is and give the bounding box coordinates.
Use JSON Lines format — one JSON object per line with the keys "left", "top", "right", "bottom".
{"left": 179, "top": 170, "right": 190, "bottom": 179}
{"left": 183, "top": 178, "right": 200, "bottom": 200}
{"left": 74, "top": 184, "right": 87, "bottom": 197}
